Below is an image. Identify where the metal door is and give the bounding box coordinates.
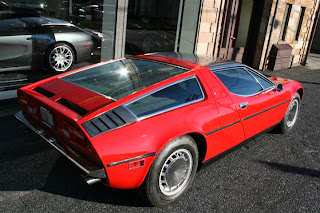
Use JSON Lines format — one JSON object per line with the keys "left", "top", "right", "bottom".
{"left": 0, "top": 18, "right": 32, "bottom": 70}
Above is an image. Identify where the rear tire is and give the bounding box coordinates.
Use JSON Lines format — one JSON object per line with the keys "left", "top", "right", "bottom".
{"left": 143, "top": 135, "right": 198, "bottom": 207}
{"left": 279, "top": 92, "right": 301, "bottom": 133}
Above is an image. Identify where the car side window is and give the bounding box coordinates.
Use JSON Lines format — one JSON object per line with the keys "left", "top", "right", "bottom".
{"left": 214, "top": 68, "right": 263, "bottom": 96}
{"left": 126, "top": 77, "right": 204, "bottom": 118}
{"left": 249, "top": 70, "right": 274, "bottom": 89}
{"left": 0, "top": 18, "right": 26, "bottom": 30}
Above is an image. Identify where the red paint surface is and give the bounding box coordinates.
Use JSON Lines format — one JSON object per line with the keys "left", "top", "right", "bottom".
{"left": 18, "top": 55, "right": 304, "bottom": 189}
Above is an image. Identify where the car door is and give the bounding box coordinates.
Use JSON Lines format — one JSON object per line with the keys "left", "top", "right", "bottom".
{"left": 0, "top": 16, "right": 32, "bottom": 70}
{"left": 200, "top": 68, "right": 246, "bottom": 158}
{"left": 213, "top": 66, "right": 286, "bottom": 139}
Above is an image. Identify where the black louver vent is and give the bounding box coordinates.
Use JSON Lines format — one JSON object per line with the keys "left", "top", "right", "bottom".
{"left": 33, "top": 87, "right": 55, "bottom": 98}
{"left": 57, "top": 98, "right": 88, "bottom": 115}
{"left": 82, "top": 106, "right": 137, "bottom": 137}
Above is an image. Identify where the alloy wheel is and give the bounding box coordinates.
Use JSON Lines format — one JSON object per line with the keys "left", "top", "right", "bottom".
{"left": 49, "top": 45, "right": 73, "bottom": 72}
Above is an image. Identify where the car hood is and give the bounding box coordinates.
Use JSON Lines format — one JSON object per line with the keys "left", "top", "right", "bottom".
{"left": 37, "top": 78, "right": 114, "bottom": 115}
{"left": 269, "top": 76, "right": 293, "bottom": 85}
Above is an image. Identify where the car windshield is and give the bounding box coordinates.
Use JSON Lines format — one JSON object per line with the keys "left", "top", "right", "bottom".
{"left": 62, "top": 58, "right": 189, "bottom": 100}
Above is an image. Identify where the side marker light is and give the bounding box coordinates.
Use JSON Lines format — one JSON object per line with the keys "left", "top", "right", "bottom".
{"left": 129, "top": 159, "right": 145, "bottom": 170}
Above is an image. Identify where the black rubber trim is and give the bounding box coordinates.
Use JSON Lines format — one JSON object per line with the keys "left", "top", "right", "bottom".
{"left": 33, "top": 87, "right": 55, "bottom": 98}
{"left": 107, "top": 152, "right": 157, "bottom": 167}
{"left": 82, "top": 105, "right": 137, "bottom": 137}
{"left": 57, "top": 98, "right": 88, "bottom": 115}
{"left": 242, "top": 99, "right": 291, "bottom": 121}
{"left": 202, "top": 122, "right": 281, "bottom": 168}
{"left": 205, "top": 99, "right": 291, "bottom": 136}
{"left": 206, "top": 120, "right": 240, "bottom": 136}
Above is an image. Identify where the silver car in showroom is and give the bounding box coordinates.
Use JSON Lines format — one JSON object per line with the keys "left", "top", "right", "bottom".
{"left": 0, "top": 9, "right": 97, "bottom": 72}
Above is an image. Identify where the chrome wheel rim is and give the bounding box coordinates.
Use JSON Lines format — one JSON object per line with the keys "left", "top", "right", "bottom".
{"left": 286, "top": 99, "right": 299, "bottom": 128}
{"left": 159, "top": 149, "right": 193, "bottom": 196}
{"left": 49, "top": 46, "right": 73, "bottom": 72}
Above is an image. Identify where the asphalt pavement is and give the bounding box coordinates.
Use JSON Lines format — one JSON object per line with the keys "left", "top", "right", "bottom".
{"left": 0, "top": 66, "right": 319, "bottom": 212}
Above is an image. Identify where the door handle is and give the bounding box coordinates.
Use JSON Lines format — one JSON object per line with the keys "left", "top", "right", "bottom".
{"left": 26, "top": 37, "right": 33, "bottom": 40}
{"left": 240, "top": 102, "right": 248, "bottom": 109}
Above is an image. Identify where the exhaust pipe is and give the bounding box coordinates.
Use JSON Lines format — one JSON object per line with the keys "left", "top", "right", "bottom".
{"left": 83, "top": 176, "right": 101, "bottom": 185}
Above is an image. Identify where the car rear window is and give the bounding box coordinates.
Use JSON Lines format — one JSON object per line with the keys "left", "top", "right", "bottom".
{"left": 62, "top": 58, "right": 189, "bottom": 100}
{"left": 125, "top": 77, "right": 204, "bottom": 118}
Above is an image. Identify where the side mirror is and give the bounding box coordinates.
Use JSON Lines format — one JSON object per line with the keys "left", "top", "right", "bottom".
{"left": 277, "top": 84, "right": 283, "bottom": 92}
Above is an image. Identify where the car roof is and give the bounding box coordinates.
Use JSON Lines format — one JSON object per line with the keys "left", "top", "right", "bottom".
{"left": 20, "top": 17, "right": 70, "bottom": 26}
{"left": 145, "top": 52, "right": 238, "bottom": 69}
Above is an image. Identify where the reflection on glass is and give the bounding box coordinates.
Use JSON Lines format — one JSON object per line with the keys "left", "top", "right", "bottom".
{"left": 126, "top": 78, "right": 203, "bottom": 118}
{"left": 0, "top": 0, "right": 116, "bottom": 75}
{"left": 62, "top": 58, "right": 189, "bottom": 100}
{"left": 125, "top": 0, "right": 180, "bottom": 55}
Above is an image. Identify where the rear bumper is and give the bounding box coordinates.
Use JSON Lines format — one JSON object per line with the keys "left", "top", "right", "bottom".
{"left": 15, "top": 111, "right": 106, "bottom": 179}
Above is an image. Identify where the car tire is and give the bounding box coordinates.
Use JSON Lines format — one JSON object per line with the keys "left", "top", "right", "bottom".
{"left": 279, "top": 92, "right": 301, "bottom": 133}
{"left": 143, "top": 135, "right": 199, "bottom": 207}
{"left": 47, "top": 43, "right": 75, "bottom": 72}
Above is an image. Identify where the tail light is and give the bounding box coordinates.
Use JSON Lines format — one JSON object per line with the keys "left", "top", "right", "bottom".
{"left": 63, "top": 122, "right": 86, "bottom": 142}
{"left": 19, "top": 95, "right": 36, "bottom": 114}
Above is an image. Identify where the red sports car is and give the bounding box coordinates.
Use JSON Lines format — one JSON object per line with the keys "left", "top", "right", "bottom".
{"left": 15, "top": 53, "right": 303, "bottom": 206}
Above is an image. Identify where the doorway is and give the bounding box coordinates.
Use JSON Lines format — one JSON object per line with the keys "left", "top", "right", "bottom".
{"left": 219, "top": 0, "right": 254, "bottom": 63}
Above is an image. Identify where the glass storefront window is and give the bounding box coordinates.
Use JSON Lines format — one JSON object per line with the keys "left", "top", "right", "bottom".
{"left": 0, "top": 0, "right": 201, "bottom": 91}
{"left": 125, "top": 0, "right": 181, "bottom": 55}
{"left": 0, "top": 0, "right": 117, "bottom": 86}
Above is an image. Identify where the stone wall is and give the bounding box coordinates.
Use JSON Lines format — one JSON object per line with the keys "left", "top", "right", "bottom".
{"left": 256, "top": 0, "right": 319, "bottom": 69}
{"left": 196, "top": 0, "right": 224, "bottom": 56}
{"left": 196, "top": 0, "right": 320, "bottom": 69}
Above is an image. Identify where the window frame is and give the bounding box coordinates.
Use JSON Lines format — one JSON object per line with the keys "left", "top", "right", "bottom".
{"left": 212, "top": 66, "right": 276, "bottom": 97}
{"left": 124, "top": 76, "right": 205, "bottom": 120}
{"left": 280, "top": 3, "right": 292, "bottom": 41}
{"left": 295, "top": 7, "right": 306, "bottom": 41}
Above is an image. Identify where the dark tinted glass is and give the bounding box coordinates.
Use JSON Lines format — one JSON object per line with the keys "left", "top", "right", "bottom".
{"left": 63, "top": 59, "right": 188, "bottom": 100}
{"left": 0, "top": 18, "right": 25, "bottom": 30}
{"left": 126, "top": 78, "right": 203, "bottom": 118}
{"left": 125, "top": 0, "right": 180, "bottom": 55}
{"left": 214, "top": 68, "right": 262, "bottom": 96}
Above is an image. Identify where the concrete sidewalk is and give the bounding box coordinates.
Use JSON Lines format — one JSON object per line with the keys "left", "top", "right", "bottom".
{"left": 306, "top": 53, "right": 320, "bottom": 70}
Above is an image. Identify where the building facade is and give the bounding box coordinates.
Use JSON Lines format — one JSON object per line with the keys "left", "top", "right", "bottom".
{"left": 197, "top": 0, "right": 320, "bottom": 69}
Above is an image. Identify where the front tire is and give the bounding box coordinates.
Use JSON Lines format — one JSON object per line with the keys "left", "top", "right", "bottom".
{"left": 144, "top": 135, "right": 198, "bottom": 207}
{"left": 279, "top": 92, "right": 301, "bottom": 133}
{"left": 47, "top": 43, "right": 75, "bottom": 72}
